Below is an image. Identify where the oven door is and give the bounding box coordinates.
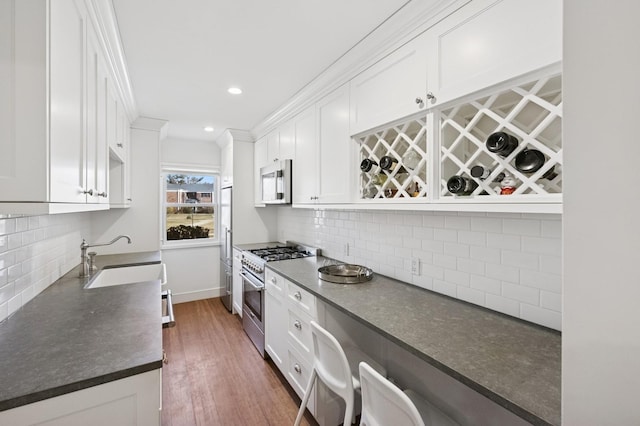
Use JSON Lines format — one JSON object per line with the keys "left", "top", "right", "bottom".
{"left": 241, "top": 270, "right": 264, "bottom": 328}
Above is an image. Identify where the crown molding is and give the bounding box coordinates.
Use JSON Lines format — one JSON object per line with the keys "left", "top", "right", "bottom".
{"left": 85, "top": 0, "right": 138, "bottom": 123}
{"left": 250, "top": 0, "right": 470, "bottom": 140}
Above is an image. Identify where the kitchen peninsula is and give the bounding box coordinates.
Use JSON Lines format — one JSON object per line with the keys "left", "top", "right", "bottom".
{"left": 267, "top": 256, "right": 560, "bottom": 426}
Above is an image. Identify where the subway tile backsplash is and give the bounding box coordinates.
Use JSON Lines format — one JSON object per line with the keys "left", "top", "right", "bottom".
{"left": 0, "top": 213, "right": 89, "bottom": 323}
{"left": 278, "top": 209, "right": 562, "bottom": 331}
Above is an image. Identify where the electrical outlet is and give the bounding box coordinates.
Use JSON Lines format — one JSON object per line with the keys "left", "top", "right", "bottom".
{"left": 344, "top": 243, "right": 349, "bottom": 256}
{"left": 411, "top": 257, "right": 420, "bottom": 275}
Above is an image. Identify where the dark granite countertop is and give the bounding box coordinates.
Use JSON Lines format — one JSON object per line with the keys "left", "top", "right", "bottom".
{"left": 267, "top": 256, "right": 561, "bottom": 426}
{"left": 0, "top": 251, "right": 163, "bottom": 412}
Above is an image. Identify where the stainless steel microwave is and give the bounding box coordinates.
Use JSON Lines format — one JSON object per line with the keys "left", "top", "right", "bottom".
{"left": 260, "top": 159, "right": 292, "bottom": 204}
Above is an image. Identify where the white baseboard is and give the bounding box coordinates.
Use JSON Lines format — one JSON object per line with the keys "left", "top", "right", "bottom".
{"left": 169, "top": 287, "right": 221, "bottom": 304}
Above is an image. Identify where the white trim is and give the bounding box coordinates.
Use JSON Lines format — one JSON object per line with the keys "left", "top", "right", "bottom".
{"left": 170, "top": 288, "right": 222, "bottom": 304}
{"left": 161, "top": 240, "right": 220, "bottom": 250}
{"left": 161, "top": 163, "right": 220, "bottom": 174}
{"left": 85, "top": 0, "right": 138, "bottom": 122}
{"left": 250, "top": 0, "right": 470, "bottom": 139}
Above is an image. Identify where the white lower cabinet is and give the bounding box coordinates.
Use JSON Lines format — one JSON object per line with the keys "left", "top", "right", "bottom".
{"left": 264, "top": 269, "right": 318, "bottom": 416}
{"left": 0, "top": 369, "right": 161, "bottom": 426}
{"left": 265, "top": 269, "right": 288, "bottom": 371}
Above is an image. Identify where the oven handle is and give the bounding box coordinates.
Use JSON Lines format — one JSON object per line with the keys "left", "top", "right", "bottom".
{"left": 241, "top": 271, "right": 264, "bottom": 290}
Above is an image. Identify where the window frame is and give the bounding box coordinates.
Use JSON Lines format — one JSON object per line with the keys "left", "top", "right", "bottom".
{"left": 160, "top": 167, "right": 220, "bottom": 250}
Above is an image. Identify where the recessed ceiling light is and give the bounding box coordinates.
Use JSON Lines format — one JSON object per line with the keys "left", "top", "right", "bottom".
{"left": 228, "top": 87, "right": 242, "bottom": 95}
{"left": 203, "top": 126, "right": 214, "bottom": 132}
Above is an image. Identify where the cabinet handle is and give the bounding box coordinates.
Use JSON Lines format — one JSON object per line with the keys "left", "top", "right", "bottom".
{"left": 117, "top": 142, "right": 123, "bottom": 148}
{"left": 293, "top": 364, "right": 302, "bottom": 374}
{"left": 294, "top": 320, "right": 302, "bottom": 330}
{"left": 96, "top": 191, "right": 107, "bottom": 198}
{"left": 294, "top": 291, "right": 302, "bottom": 301}
{"left": 127, "top": 198, "right": 132, "bottom": 201}
{"left": 82, "top": 189, "right": 94, "bottom": 196}
{"left": 273, "top": 158, "right": 279, "bottom": 162}
{"left": 271, "top": 277, "right": 277, "bottom": 284}
{"left": 415, "top": 97, "right": 424, "bottom": 105}
{"left": 426, "top": 91, "right": 436, "bottom": 101}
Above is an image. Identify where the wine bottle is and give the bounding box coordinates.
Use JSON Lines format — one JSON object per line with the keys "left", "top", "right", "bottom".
{"left": 379, "top": 155, "right": 398, "bottom": 171}
{"left": 447, "top": 175, "right": 478, "bottom": 195}
{"left": 470, "top": 165, "right": 505, "bottom": 182}
{"left": 514, "top": 149, "right": 558, "bottom": 179}
{"left": 486, "top": 132, "right": 518, "bottom": 157}
{"left": 360, "top": 158, "right": 379, "bottom": 173}
{"left": 380, "top": 155, "right": 407, "bottom": 174}
{"left": 371, "top": 173, "right": 387, "bottom": 186}
{"left": 402, "top": 149, "right": 421, "bottom": 170}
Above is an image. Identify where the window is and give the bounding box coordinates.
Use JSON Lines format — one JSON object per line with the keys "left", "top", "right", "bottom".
{"left": 162, "top": 173, "right": 216, "bottom": 244}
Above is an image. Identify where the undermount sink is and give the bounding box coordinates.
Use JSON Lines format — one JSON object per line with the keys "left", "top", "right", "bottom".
{"left": 86, "top": 263, "right": 167, "bottom": 289}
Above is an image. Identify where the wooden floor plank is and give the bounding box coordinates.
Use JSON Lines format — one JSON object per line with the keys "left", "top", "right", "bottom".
{"left": 162, "top": 298, "right": 316, "bottom": 426}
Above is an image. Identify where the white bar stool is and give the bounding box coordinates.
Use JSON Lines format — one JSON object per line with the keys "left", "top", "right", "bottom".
{"left": 294, "top": 321, "right": 386, "bottom": 426}
{"left": 359, "top": 362, "right": 459, "bottom": 426}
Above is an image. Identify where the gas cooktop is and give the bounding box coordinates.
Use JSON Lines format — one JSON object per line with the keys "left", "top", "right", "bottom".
{"left": 248, "top": 246, "right": 313, "bottom": 262}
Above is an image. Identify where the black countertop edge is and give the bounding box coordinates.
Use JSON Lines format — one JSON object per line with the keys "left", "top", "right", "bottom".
{"left": 0, "top": 360, "right": 162, "bottom": 412}
{"left": 266, "top": 262, "right": 557, "bottom": 426}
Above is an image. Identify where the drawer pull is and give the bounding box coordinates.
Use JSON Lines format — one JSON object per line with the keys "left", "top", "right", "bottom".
{"left": 294, "top": 291, "right": 302, "bottom": 301}
{"left": 293, "top": 364, "right": 302, "bottom": 374}
{"left": 294, "top": 320, "right": 302, "bottom": 330}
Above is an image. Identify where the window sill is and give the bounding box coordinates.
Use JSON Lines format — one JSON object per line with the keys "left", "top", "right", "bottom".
{"left": 161, "top": 240, "right": 221, "bottom": 250}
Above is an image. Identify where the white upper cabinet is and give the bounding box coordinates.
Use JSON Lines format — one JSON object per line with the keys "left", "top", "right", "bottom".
{"left": 253, "top": 136, "right": 268, "bottom": 206}
{"left": 278, "top": 120, "right": 296, "bottom": 162}
{"left": 292, "top": 105, "right": 318, "bottom": 204}
{"left": 349, "top": 31, "right": 429, "bottom": 136}
{"left": 265, "top": 130, "right": 280, "bottom": 164}
{"left": 86, "top": 20, "right": 109, "bottom": 204}
{"left": 49, "top": 0, "right": 87, "bottom": 204}
{"left": 317, "top": 84, "right": 353, "bottom": 203}
{"left": 0, "top": 0, "right": 131, "bottom": 213}
{"left": 426, "top": 0, "right": 562, "bottom": 107}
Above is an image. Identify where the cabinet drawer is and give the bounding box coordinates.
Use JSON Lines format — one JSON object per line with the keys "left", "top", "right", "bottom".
{"left": 265, "top": 269, "right": 286, "bottom": 294}
{"left": 287, "top": 347, "right": 315, "bottom": 415}
{"left": 288, "top": 308, "right": 313, "bottom": 359}
{"left": 286, "top": 281, "right": 317, "bottom": 318}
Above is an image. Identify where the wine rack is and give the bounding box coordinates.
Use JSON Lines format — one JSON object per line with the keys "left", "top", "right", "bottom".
{"left": 357, "top": 116, "right": 428, "bottom": 200}
{"left": 439, "top": 73, "right": 563, "bottom": 200}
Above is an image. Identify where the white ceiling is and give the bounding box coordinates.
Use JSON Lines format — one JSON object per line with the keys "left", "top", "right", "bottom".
{"left": 112, "top": 0, "right": 410, "bottom": 142}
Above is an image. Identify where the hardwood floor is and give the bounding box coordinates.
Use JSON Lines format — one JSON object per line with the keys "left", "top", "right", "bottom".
{"left": 162, "top": 298, "right": 317, "bottom": 426}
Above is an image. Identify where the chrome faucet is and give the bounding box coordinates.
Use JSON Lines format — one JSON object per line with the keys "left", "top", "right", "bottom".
{"left": 80, "top": 235, "right": 132, "bottom": 277}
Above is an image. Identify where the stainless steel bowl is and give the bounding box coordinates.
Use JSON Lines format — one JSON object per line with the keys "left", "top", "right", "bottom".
{"left": 318, "top": 264, "right": 373, "bottom": 284}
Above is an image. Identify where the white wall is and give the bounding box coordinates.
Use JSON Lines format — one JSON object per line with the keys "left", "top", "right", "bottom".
{"left": 90, "top": 127, "right": 162, "bottom": 254}
{"left": 231, "top": 139, "right": 278, "bottom": 245}
{"left": 278, "top": 208, "right": 562, "bottom": 330}
{"left": 0, "top": 213, "right": 90, "bottom": 322}
{"left": 563, "top": 0, "right": 640, "bottom": 423}
{"left": 160, "top": 137, "right": 222, "bottom": 302}
{"left": 162, "top": 137, "right": 221, "bottom": 167}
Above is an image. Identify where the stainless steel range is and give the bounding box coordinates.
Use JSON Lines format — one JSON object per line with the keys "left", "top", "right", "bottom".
{"left": 240, "top": 242, "right": 319, "bottom": 357}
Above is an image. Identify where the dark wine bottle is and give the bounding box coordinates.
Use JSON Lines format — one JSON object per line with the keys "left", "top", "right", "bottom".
{"left": 447, "top": 176, "right": 478, "bottom": 195}
{"left": 360, "top": 158, "right": 379, "bottom": 173}
{"left": 379, "top": 155, "right": 398, "bottom": 171}
{"left": 470, "top": 165, "right": 505, "bottom": 182}
{"left": 486, "top": 132, "right": 518, "bottom": 157}
{"left": 514, "top": 149, "right": 558, "bottom": 179}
